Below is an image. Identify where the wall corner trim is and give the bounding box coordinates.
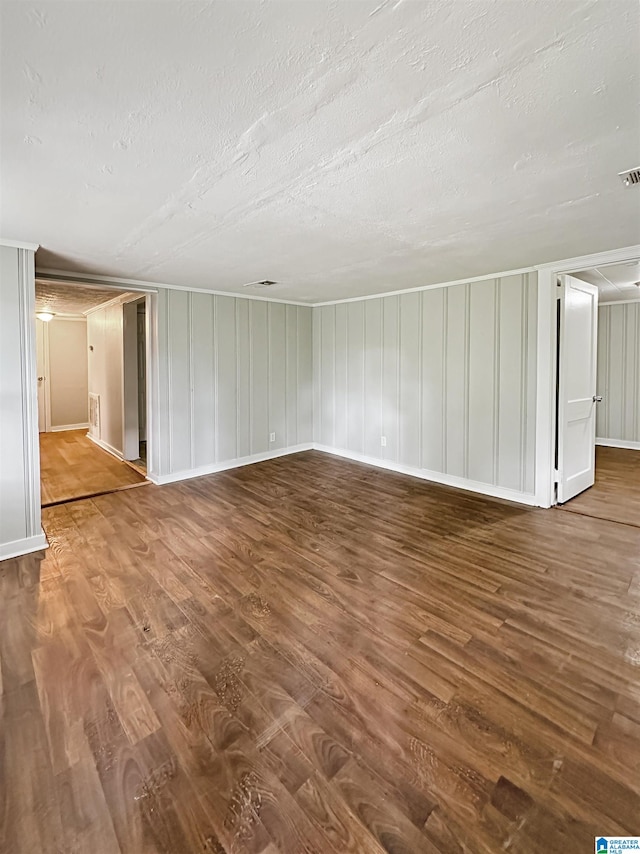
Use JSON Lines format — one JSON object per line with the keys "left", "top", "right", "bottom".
{"left": 0, "top": 530, "right": 48, "bottom": 562}
{"left": 0, "top": 238, "right": 39, "bottom": 252}
{"left": 149, "top": 443, "right": 314, "bottom": 486}
{"left": 312, "top": 444, "right": 542, "bottom": 507}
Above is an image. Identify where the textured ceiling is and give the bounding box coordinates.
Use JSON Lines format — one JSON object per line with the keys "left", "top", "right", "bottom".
{"left": 35, "top": 281, "right": 128, "bottom": 315}
{"left": 573, "top": 261, "right": 640, "bottom": 303}
{"left": 2, "top": 1, "right": 639, "bottom": 303}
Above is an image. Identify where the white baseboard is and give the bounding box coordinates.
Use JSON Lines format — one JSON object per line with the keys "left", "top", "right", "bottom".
{"left": 150, "top": 443, "right": 315, "bottom": 486}
{"left": 0, "top": 529, "right": 48, "bottom": 562}
{"left": 596, "top": 438, "right": 640, "bottom": 451}
{"left": 51, "top": 422, "right": 90, "bottom": 432}
{"left": 313, "top": 444, "right": 540, "bottom": 507}
{"left": 87, "top": 433, "right": 124, "bottom": 460}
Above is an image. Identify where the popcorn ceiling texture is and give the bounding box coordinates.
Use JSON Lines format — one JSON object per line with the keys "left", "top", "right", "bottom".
{"left": 35, "top": 281, "right": 128, "bottom": 315}
{"left": 1, "top": 0, "right": 639, "bottom": 303}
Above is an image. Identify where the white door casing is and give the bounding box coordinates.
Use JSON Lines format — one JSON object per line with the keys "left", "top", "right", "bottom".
{"left": 35, "top": 319, "right": 50, "bottom": 432}
{"left": 557, "top": 275, "right": 599, "bottom": 503}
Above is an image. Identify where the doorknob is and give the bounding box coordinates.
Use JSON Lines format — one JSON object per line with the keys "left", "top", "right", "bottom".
{"left": 593, "top": 395, "right": 603, "bottom": 403}
{"left": 37, "top": 376, "right": 44, "bottom": 381}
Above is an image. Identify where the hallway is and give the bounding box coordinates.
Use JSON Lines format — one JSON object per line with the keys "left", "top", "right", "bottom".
{"left": 40, "top": 429, "right": 147, "bottom": 507}
{"left": 558, "top": 446, "right": 640, "bottom": 528}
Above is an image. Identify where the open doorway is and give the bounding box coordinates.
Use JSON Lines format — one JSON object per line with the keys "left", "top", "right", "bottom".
{"left": 555, "top": 259, "right": 640, "bottom": 526}
{"left": 35, "top": 279, "right": 151, "bottom": 506}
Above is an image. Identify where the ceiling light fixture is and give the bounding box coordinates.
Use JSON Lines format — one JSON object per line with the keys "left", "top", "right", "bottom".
{"left": 36, "top": 312, "right": 54, "bottom": 322}
{"left": 242, "top": 280, "right": 277, "bottom": 288}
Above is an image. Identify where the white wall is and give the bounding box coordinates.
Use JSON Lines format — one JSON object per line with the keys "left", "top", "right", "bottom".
{"left": 152, "top": 290, "right": 313, "bottom": 482}
{"left": 87, "top": 302, "right": 125, "bottom": 456}
{"left": 597, "top": 302, "right": 640, "bottom": 449}
{"left": 45, "top": 318, "right": 88, "bottom": 429}
{"left": 313, "top": 273, "right": 538, "bottom": 501}
{"left": 0, "top": 245, "right": 46, "bottom": 559}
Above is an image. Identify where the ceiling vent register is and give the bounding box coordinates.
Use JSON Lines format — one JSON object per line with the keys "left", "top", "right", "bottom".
{"left": 619, "top": 167, "right": 640, "bottom": 187}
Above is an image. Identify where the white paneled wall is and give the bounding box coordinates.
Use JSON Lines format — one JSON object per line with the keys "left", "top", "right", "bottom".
{"left": 597, "top": 302, "right": 640, "bottom": 448}
{"left": 155, "top": 290, "right": 313, "bottom": 480}
{"left": 0, "top": 245, "right": 46, "bottom": 559}
{"left": 314, "top": 273, "right": 538, "bottom": 499}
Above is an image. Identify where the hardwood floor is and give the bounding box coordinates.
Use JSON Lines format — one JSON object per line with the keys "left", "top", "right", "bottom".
{"left": 2, "top": 451, "right": 639, "bottom": 853}
{"left": 558, "top": 446, "right": 640, "bottom": 527}
{"left": 40, "top": 429, "right": 147, "bottom": 506}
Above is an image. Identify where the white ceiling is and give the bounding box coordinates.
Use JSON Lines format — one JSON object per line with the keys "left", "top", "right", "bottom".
{"left": 573, "top": 261, "right": 640, "bottom": 302}
{"left": 2, "top": 1, "right": 639, "bottom": 304}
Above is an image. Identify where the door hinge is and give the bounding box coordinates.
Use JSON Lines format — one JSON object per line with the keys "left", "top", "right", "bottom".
{"left": 554, "top": 468, "right": 560, "bottom": 484}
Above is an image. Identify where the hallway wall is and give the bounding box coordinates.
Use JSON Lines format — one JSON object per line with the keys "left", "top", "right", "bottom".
{"left": 45, "top": 318, "right": 88, "bottom": 430}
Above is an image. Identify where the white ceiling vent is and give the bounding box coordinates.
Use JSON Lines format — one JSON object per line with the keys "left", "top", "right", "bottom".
{"left": 618, "top": 167, "right": 640, "bottom": 187}
{"left": 242, "top": 280, "right": 278, "bottom": 288}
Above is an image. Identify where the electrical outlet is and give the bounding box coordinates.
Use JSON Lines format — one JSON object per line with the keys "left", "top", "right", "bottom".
{"left": 381, "top": 436, "right": 387, "bottom": 447}
{"left": 269, "top": 432, "right": 276, "bottom": 443}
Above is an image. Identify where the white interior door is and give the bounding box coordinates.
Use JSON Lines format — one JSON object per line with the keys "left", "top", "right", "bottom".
{"left": 557, "top": 275, "right": 599, "bottom": 503}
{"left": 35, "top": 319, "right": 49, "bottom": 432}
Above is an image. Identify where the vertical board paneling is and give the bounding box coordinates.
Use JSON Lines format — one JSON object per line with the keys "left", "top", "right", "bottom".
{"left": 316, "top": 272, "right": 539, "bottom": 496}
{"left": 596, "top": 307, "right": 609, "bottom": 438}
{"left": 607, "top": 306, "right": 625, "bottom": 440}
{"left": 167, "top": 290, "right": 191, "bottom": 473}
{"left": 346, "top": 302, "right": 365, "bottom": 453}
{"left": 399, "top": 293, "right": 421, "bottom": 468}
{"left": 445, "top": 285, "right": 468, "bottom": 478}
{"left": 320, "top": 306, "right": 336, "bottom": 447}
{"left": 191, "top": 293, "right": 215, "bottom": 468}
{"left": 215, "top": 296, "right": 238, "bottom": 463}
{"left": 298, "top": 306, "right": 313, "bottom": 443}
{"left": 312, "top": 307, "right": 322, "bottom": 443}
{"left": 250, "top": 301, "right": 269, "bottom": 455}
{"left": 236, "top": 300, "right": 251, "bottom": 458}
{"left": 597, "top": 303, "right": 640, "bottom": 444}
{"left": 623, "top": 305, "right": 636, "bottom": 439}
{"left": 524, "top": 275, "right": 538, "bottom": 493}
{"left": 468, "top": 279, "right": 496, "bottom": 484}
{"left": 268, "top": 303, "right": 286, "bottom": 451}
{"left": 285, "top": 305, "right": 298, "bottom": 446}
{"left": 421, "top": 289, "right": 445, "bottom": 472}
{"left": 497, "top": 276, "right": 524, "bottom": 491}
{"left": 364, "top": 300, "right": 382, "bottom": 458}
{"left": 382, "top": 296, "right": 399, "bottom": 461}
{"left": 334, "top": 304, "right": 348, "bottom": 449}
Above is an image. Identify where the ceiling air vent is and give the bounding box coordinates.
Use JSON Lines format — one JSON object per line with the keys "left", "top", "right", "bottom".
{"left": 618, "top": 167, "right": 640, "bottom": 187}
{"left": 242, "top": 280, "right": 277, "bottom": 288}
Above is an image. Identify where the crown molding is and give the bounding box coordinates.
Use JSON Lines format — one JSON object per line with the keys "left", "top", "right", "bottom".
{"left": 1, "top": 238, "right": 39, "bottom": 251}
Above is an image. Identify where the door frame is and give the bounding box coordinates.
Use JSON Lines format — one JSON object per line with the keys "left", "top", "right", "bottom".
{"left": 33, "top": 276, "right": 160, "bottom": 482}
{"left": 534, "top": 243, "right": 640, "bottom": 507}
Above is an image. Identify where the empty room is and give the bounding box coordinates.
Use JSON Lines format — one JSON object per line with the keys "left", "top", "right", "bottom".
{"left": 1, "top": 2, "right": 639, "bottom": 853}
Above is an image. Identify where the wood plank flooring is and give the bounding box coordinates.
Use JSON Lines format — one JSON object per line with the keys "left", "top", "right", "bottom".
{"left": 558, "top": 445, "right": 640, "bottom": 527}
{"left": 2, "top": 450, "right": 639, "bottom": 853}
{"left": 40, "top": 429, "right": 147, "bottom": 506}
